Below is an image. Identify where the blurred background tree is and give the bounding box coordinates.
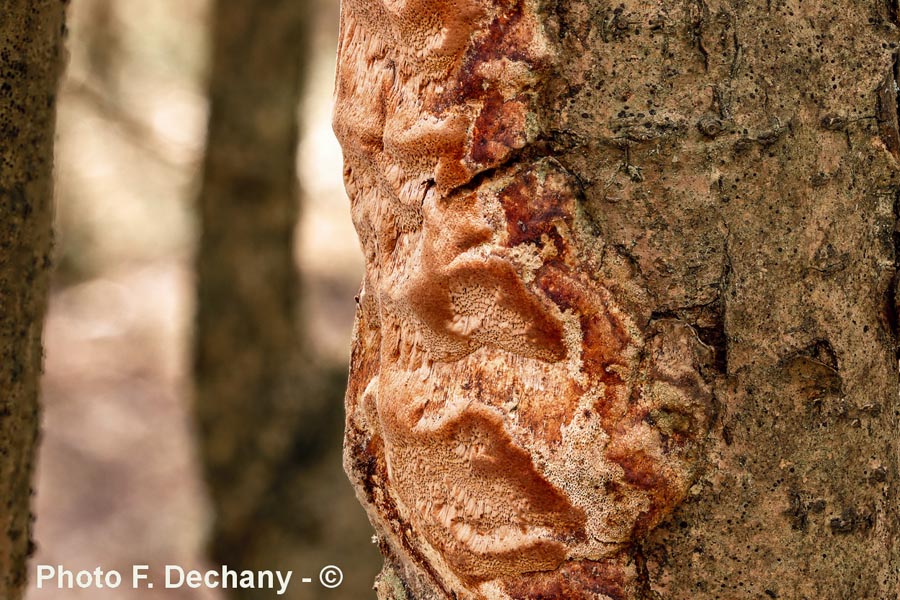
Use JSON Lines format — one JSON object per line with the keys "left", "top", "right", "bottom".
{"left": 194, "top": 1, "right": 378, "bottom": 598}
{"left": 26, "top": 0, "right": 379, "bottom": 598}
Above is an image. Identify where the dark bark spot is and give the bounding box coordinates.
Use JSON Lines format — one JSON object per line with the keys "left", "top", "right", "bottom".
{"left": 869, "top": 466, "right": 889, "bottom": 483}
{"left": 888, "top": 0, "right": 900, "bottom": 27}
{"left": 820, "top": 113, "right": 847, "bottom": 131}
{"left": 697, "top": 114, "right": 726, "bottom": 138}
{"left": 785, "top": 491, "right": 810, "bottom": 531}
{"left": 829, "top": 507, "right": 875, "bottom": 535}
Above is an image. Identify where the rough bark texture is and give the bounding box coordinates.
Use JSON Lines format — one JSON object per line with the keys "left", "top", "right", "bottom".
{"left": 193, "top": 1, "right": 316, "bottom": 595}
{"left": 335, "top": 0, "right": 900, "bottom": 598}
{"left": 0, "top": 1, "right": 66, "bottom": 598}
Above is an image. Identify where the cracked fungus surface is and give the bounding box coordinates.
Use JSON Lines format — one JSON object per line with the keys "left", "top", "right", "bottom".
{"left": 334, "top": 0, "right": 716, "bottom": 597}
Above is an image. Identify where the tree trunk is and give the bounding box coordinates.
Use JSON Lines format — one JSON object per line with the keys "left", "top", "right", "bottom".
{"left": 0, "top": 2, "right": 67, "bottom": 598}
{"left": 193, "top": 0, "right": 315, "bottom": 595}
{"left": 335, "top": 0, "right": 900, "bottom": 598}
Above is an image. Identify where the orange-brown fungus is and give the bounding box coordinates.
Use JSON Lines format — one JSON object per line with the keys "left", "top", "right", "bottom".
{"left": 334, "top": 0, "right": 715, "bottom": 597}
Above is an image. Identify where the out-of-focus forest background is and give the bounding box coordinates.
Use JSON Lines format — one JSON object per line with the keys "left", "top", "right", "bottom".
{"left": 26, "top": 0, "right": 378, "bottom": 598}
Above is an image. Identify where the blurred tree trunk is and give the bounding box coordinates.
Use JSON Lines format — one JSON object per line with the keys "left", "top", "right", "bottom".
{"left": 82, "top": 0, "right": 119, "bottom": 94}
{"left": 336, "top": 1, "right": 900, "bottom": 598}
{"left": 193, "top": 0, "right": 312, "bottom": 594}
{"left": 0, "top": 1, "right": 67, "bottom": 598}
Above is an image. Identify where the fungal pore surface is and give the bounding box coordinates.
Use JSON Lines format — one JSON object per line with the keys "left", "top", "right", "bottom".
{"left": 334, "top": 1, "right": 716, "bottom": 597}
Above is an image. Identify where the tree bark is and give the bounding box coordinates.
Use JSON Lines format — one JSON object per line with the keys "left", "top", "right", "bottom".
{"left": 335, "top": 0, "right": 900, "bottom": 598}
{"left": 193, "top": 0, "right": 316, "bottom": 595}
{"left": 0, "top": 2, "right": 67, "bottom": 598}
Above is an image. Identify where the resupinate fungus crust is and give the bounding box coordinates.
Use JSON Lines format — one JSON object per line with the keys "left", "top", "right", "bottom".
{"left": 333, "top": 1, "right": 716, "bottom": 598}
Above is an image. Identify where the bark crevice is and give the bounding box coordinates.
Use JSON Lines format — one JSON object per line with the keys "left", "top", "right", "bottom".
{"left": 876, "top": 49, "right": 900, "bottom": 159}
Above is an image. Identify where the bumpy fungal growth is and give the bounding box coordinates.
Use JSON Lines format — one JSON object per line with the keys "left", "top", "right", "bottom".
{"left": 334, "top": 1, "right": 716, "bottom": 597}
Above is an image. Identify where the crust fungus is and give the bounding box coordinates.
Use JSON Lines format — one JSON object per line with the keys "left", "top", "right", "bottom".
{"left": 334, "top": 1, "right": 716, "bottom": 597}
